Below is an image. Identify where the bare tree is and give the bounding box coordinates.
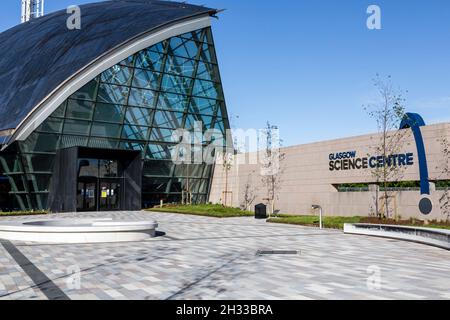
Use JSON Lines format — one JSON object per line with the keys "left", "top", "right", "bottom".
{"left": 436, "top": 136, "right": 450, "bottom": 221}
{"left": 241, "top": 171, "right": 258, "bottom": 211}
{"left": 222, "top": 152, "right": 233, "bottom": 207}
{"left": 260, "top": 122, "right": 286, "bottom": 216}
{"left": 220, "top": 113, "right": 240, "bottom": 207}
{"left": 364, "top": 75, "right": 408, "bottom": 219}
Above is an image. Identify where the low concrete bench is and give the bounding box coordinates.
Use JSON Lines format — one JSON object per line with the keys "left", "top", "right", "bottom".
{"left": 0, "top": 218, "right": 159, "bottom": 244}
{"left": 344, "top": 223, "right": 450, "bottom": 250}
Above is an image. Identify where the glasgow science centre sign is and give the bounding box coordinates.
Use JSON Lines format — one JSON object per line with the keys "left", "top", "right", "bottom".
{"left": 327, "top": 112, "right": 434, "bottom": 216}
{"left": 329, "top": 151, "right": 415, "bottom": 172}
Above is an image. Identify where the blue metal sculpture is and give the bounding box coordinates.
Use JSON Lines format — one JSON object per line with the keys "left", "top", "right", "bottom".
{"left": 399, "top": 113, "right": 432, "bottom": 214}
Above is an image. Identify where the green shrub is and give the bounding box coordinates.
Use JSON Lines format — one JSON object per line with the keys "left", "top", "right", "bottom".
{"left": 269, "top": 215, "right": 362, "bottom": 230}
{"left": 0, "top": 210, "right": 49, "bottom": 217}
{"left": 147, "top": 204, "right": 254, "bottom": 218}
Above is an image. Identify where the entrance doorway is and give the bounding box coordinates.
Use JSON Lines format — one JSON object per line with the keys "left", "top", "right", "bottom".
{"left": 0, "top": 176, "right": 14, "bottom": 211}
{"left": 99, "top": 179, "right": 121, "bottom": 211}
{"left": 76, "top": 158, "right": 124, "bottom": 212}
{"left": 77, "top": 178, "right": 122, "bottom": 212}
{"left": 77, "top": 178, "right": 97, "bottom": 212}
{"left": 49, "top": 147, "right": 142, "bottom": 213}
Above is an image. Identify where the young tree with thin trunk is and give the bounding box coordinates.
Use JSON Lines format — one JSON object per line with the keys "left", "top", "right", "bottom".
{"left": 260, "top": 122, "right": 285, "bottom": 216}
{"left": 364, "top": 75, "right": 408, "bottom": 219}
{"left": 220, "top": 113, "right": 240, "bottom": 207}
{"left": 222, "top": 152, "right": 233, "bottom": 207}
{"left": 242, "top": 171, "right": 258, "bottom": 211}
{"left": 436, "top": 136, "right": 450, "bottom": 221}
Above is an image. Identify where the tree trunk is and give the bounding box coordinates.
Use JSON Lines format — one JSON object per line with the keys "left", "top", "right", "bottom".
{"left": 224, "top": 168, "right": 228, "bottom": 207}
{"left": 375, "top": 187, "right": 379, "bottom": 218}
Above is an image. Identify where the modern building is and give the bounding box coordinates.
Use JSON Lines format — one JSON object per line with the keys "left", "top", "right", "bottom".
{"left": 209, "top": 119, "right": 450, "bottom": 220}
{"left": 0, "top": 0, "right": 230, "bottom": 212}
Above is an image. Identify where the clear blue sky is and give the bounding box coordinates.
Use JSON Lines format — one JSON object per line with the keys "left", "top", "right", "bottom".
{"left": 1, "top": 0, "right": 450, "bottom": 147}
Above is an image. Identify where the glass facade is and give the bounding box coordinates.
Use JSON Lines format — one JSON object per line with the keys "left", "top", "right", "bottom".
{"left": 0, "top": 27, "right": 230, "bottom": 211}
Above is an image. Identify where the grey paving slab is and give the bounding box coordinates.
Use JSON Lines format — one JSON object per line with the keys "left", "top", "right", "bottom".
{"left": 0, "top": 211, "right": 449, "bottom": 300}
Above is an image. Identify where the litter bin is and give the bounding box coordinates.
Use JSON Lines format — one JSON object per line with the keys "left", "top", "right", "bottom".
{"left": 255, "top": 203, "right": 267, "bottom": 219}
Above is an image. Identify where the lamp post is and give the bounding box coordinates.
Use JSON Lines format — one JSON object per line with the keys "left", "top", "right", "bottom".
{"left": 312, "top": 205, "right": 323, "bottom": 230}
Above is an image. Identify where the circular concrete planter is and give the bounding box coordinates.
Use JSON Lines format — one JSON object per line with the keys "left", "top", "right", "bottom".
{"left": 344, "top": 223, "right": 450, "bottom": 250}
{"left": 0, "top": 218, "right": 158, "bottom": 244}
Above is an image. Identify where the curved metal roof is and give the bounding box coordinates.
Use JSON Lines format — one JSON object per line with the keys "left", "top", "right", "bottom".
{"left": 0, "top": 0, "right": 216, "bottom": 132}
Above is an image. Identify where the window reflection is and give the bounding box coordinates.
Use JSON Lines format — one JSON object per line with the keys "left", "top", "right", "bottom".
{"left": 78, "top": 159, "right": 122, "bottom": 178}
{"left": 9, "top": 27, "right": 229, "bottom": 210}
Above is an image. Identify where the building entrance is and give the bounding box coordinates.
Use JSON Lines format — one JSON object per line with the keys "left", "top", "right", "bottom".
{"left": 76, "top": 158, "right": 124, "bottom": 212}
{"left": 77, "top": 177, "right": 97, "bottom": 212}
{"left": 49, "top": 147, "right": 142, "bottom": 213}
{"left": 99, "top": 179, "right": 121, "bottom": 211}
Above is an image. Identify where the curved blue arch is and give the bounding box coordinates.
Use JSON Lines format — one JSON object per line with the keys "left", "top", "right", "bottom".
{"left": 399, "top": 113, "right": 430, "bottom": 195}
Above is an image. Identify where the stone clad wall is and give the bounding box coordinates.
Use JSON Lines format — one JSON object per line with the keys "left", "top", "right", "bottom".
{"left": 209, "top": 123, "right": 450, "bottom": 220}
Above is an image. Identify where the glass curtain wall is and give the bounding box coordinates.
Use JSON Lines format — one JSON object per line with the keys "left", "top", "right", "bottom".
{"left": 0, "top": 27, "right": 230, "bottom": 210}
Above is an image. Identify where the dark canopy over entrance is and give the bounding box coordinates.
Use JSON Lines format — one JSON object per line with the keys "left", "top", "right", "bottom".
{"left": 48, "top": 147, "right": 142, "bottom": 212}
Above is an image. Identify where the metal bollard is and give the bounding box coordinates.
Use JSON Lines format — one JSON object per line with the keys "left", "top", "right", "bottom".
{"left": 312, "top": 205, "right": 323, "bottom": 230}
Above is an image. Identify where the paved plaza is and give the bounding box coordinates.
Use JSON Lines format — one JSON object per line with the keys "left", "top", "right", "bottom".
{"left": 0, "top": 211, "right": 449, "bottom": 300}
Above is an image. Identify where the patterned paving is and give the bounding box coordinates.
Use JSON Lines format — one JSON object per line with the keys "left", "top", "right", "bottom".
{"left": 0, "top": 211, "right": 449, "bottom": 300}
